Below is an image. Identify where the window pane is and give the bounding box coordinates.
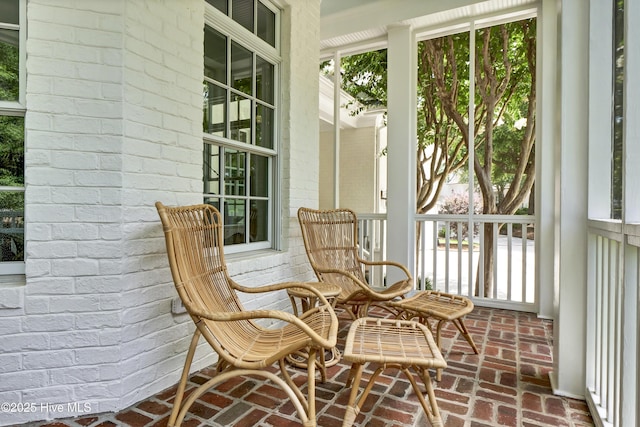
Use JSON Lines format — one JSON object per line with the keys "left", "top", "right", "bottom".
{"left": 0, "top": 116, "right": 24, "bottom": 185}
{"left": 224, "top": 149, "right": 246, "bottom": 196}
{"left": 256, "top": 55, "right": 274, "bottom": 104}
{"left": 0, "top": 0, "right": 19, "bottom": 25}
{"left": 257, "top": 2, "right": 276, "bottom": 47}
{"left": 204, "top": 197, "right": 221, "bottom": 213}
{"left": 250, "top": 154, "right": 268, "bottom": 196}
{"left": 611, "top": 0, "right": 624, "bottom": 219}
{"left": 231, "top": 41, "right": 253, "bottom": 95}
{"left": 204, "top": 144, "right": 221, "bottom": 195}
{"left": 204, "top": 82, "right": 227, "bottom": 136}
{"left": 204, "top": 26, "right": 227, "bottom": 84}
{"left": 0, "top": 191, "right": 23, "bottom": 262}
{"left": 230, "top": 92, "right": 251, "bottom": 142}
{"left": 224, "top": 199, "right": 246, "bottom": 245}
{"left": 0, "top": 115, "right": 24, "bottom": 262}
{"left": 250, "top": 199, "right": 268, "bottom": 242}
{"left": 205, "top": 0, "right": 227, "bottom": 14}
{"left": 255, "top": 103, "right": 273, "bottom": 148}
{"left": 232, "top": 0, "right": 254, "bottom": 33}
{"left": 0, "top": 29, "right": 20, "bottom": 102}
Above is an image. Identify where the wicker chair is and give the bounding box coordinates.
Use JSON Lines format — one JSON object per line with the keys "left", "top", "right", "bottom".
{"left": 297, "top": 207, "right": 413, "bottom": 319}
{"left": 156, "top": 202, "right": 338, "bottom": 427}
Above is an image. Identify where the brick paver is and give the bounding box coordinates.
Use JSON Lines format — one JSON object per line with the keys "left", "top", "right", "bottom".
{"left": 18, "top": 308, "right": 593, "bottom": 427}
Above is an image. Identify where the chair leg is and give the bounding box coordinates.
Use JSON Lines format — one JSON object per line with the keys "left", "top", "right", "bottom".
{"left": 318, "top": 346, "right": 327, "bottom": 383}
{"left": 357, "top": 302, "right": 371, "bottom": 318}
{"left": 168, "top": 330, "right": 201, "bottom": 427}
{"left": 306, "top": 347, "right": 317, "bottom": 425}
{"left": 179, "top": 367, "right": 313, "bottom": 427}
{"left": 279, "top": 359, "right": 309, "bottom": 414}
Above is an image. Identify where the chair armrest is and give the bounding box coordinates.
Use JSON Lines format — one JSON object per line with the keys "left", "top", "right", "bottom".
{"left": 314, "top": 266, "right": 412, "bottom": 300}
{"left": 357, "top": 258, "right": 412, "bottom": 279}
{"left": 184, "top": 300, "right": 338, "bottom": 349}
{"left": 231, "top": 280, "right": 335, "bottom": 311}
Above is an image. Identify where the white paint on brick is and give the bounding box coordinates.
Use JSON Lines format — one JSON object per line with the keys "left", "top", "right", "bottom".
{"left": 22, "top": 314, "right": 75, "bottom": 332}
{"left": 49, "top": 331, "right": 102, "bottom": 350}
{"left": 2, "top": 333, "right": 50, "bottom": 353}
{"left": 26, "top": 169, "right": 76, "bottom": 187}
{"left": 1, "top": 0, "right": 323, "bottom": 424}
{"left": 0, "top": 318, "right": 22, "bottom": 335}
{"left": 75, "top": 276, "right": 123, "bottom": 294}
{"left": 0, "top": 371, "right": 49, "bottom": 393}
{"left": 24, "top": 278, "right": 74, "bottom": 295}
{"left": 0, "top": 285, "right": 24, "bottom": 309}
{"left": 23, "top": 261, "right": 52, "bottom": 279}
{"left": 50, "top": 259, "right": 100, "bottom": 277}
{"left": 24, "top": 296, "right": 50, "bottom": 315}
{"left": 48, "top": 366, "right": 100, "bottom": 385}
{"left": 0, "top": 354, "right": 22, "bottom": 374}
{"left": 73, "top": 312, "right": 122, "bottom": 330}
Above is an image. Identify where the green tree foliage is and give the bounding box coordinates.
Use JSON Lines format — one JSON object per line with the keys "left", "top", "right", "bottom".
{"left": 0, "top": 32, "right": 24, "bottom": 261}
{"left": 0, "top": 38, "right": 23, "bottom": 205}
{"left": 0, "top": 36, "right": 19, "bottom": 101}
{"left": 416, "top": 32, "right": 472, "bottom": 214}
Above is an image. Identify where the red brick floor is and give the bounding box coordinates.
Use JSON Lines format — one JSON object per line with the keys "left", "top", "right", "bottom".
{"left": 18, "top": 307, "right": 593, "bottom": 427}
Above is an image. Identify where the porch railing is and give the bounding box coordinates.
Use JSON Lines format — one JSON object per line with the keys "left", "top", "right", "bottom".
{"left": 357, "top": 213, "right": 536, "bottom": 311}
{"left": 586, "top": 220, "right": 638, "bottom": 427}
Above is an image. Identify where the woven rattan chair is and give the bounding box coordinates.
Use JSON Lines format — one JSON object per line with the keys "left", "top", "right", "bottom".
{"left": 156, "top": 202, "right": 338, "bottom": 427}
{"left": 297, "top": 207, "right": 413, "bottom": 319}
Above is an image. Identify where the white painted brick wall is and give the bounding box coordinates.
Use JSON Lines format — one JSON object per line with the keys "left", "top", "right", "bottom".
{"left": 0, "top": 0, "right": 323, "bottom": 425}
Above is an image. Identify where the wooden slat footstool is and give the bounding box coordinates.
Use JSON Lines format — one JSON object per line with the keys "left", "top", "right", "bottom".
{"left": 341, "top": 317, "right": 447, "bottom": 427}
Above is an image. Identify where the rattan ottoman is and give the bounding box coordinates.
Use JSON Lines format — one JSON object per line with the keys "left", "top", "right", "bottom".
{"left": 341, "top": 317, "right": 447, "bottom": 427}
{"left": 388, "top": 290, "right": 479, "bottom": 380}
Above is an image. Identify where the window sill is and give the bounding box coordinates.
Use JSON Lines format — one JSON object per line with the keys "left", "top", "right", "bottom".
{"left": 224, "top": 249, "right": 286, "bottom": 276}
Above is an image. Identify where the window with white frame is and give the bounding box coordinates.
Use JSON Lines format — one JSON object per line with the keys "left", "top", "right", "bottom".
{"left": 203, "top": 0, "right": 278, "bottom": 251}
{"left": 0, "top": 0, "right": 25, "bottom": 273}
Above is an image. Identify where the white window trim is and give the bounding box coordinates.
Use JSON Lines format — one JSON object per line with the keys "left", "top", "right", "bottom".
{"left": 204, "top": 1, "right": 281, "bottom": 254}
{"left": 0, "top": 0, "right": 26, "bottom": 276}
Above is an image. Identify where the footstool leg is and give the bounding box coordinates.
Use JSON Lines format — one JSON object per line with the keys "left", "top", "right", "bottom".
{"left": 345, "top": 363, "right": 359, "bottom": 388}
{"left": 435, "top": 320, "right": 445, "bottom": 381}
{"left": 453, "top": 318, "right": 479, "bottom": 354}
{"left": 414, "top": 367, "right": 443, "bottom": 427}
{"left": 343, "top": 365, "right": 386, "bottom": 427}
{"left": 342, "top": 363, "right": 364, "bottom": 427}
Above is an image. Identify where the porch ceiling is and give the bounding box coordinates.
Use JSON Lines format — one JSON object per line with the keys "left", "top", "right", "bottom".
{"left": 320, "top": 0, "right": 537, "bottom": 55}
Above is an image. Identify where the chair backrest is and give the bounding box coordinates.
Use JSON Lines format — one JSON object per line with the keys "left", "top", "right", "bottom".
{"left": 156, "top": 202, "right": 244, "bottom": 324}
{"left": 297, "top": 208, "right": 368, "bottom": 297}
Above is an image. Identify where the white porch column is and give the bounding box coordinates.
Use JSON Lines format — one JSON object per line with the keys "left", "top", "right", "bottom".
{"left": 536, "top": 0, "right": 558, "bottom": 320}
{"left": 551, "top": 0, "right": 589, "bottom": 398}
{"left": 385, "top": 24, "right": 416, "bottom": 281}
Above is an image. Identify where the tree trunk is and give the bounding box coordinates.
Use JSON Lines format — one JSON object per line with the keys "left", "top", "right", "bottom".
{"left": 475, "top": 223, "right": 495, "bottom": 297}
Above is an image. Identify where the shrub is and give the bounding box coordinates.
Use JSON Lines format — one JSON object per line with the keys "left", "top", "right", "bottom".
{"left": 438, "top": 192, "right": 483, "bottom": 240}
